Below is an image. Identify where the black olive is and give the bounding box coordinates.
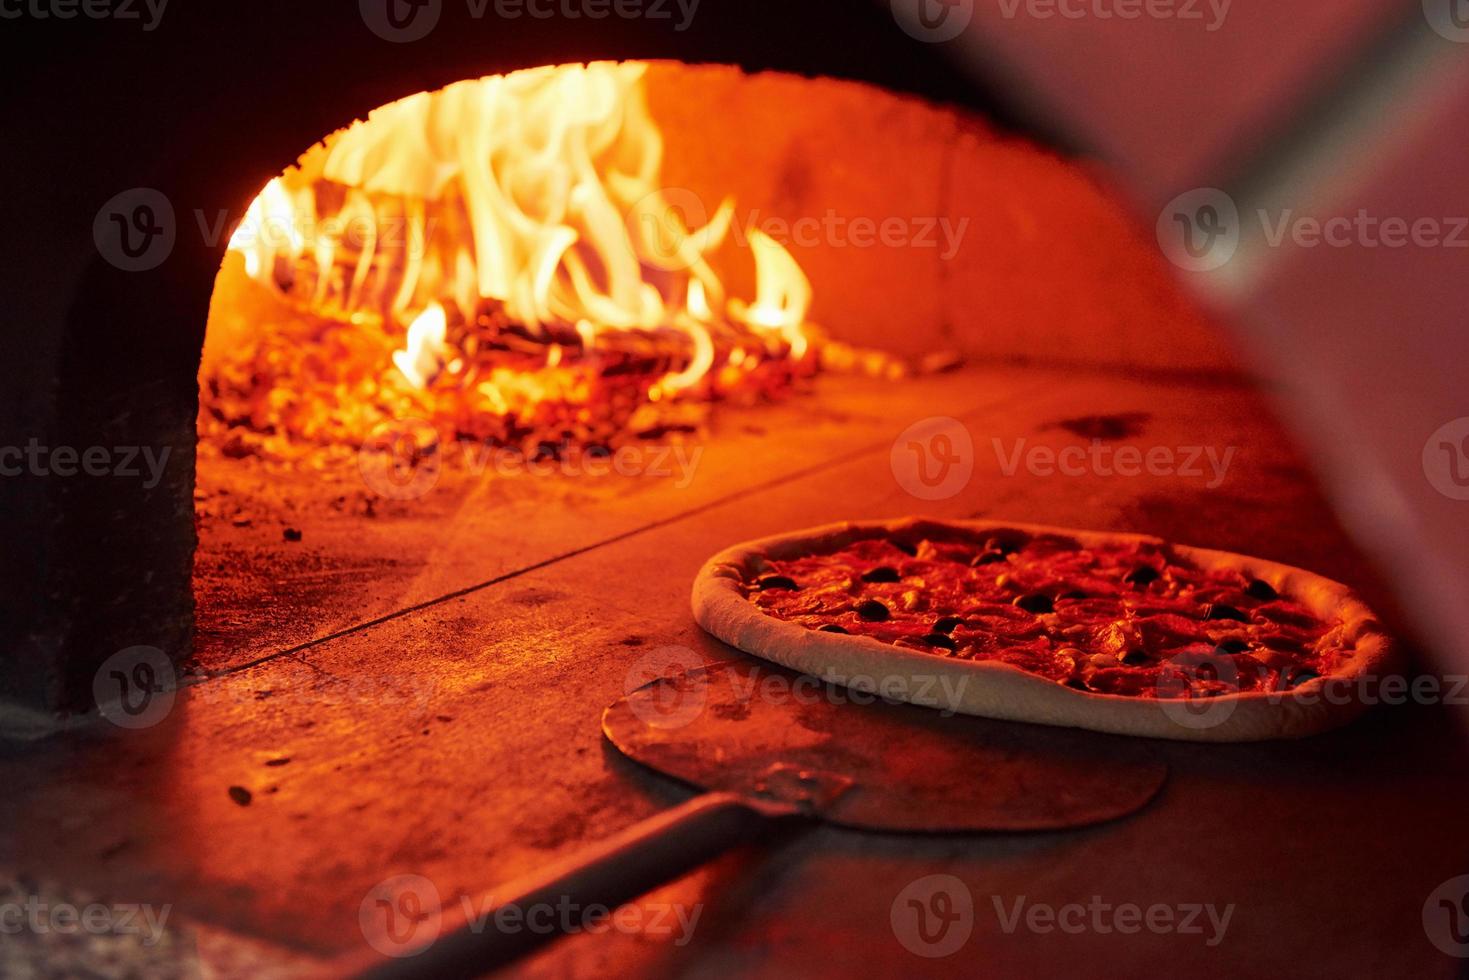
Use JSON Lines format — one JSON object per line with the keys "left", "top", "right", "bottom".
{"left": 971, "top": 551, "right": 1007, "bottom": 567}
{"left": 818, "top": 624, "right": 849, "bottom": 635}
{"left": 922, "top": 633, "right": 957, "bottom": 651}
{"left": 1059, "top": 590, "right": 1088, "bottom": 601}
{"left": 1214, "top": 638, "right": 1250, "bottom": 655}
{"left": 890, "top": 540, "right": 918, "bottom": 557}
{"left": 856, "top": 600, "right": 891, "bottom": 622}
{"left": 1204, "top": 603, "right": 1248, "bottom": 622}
{"left": 1121, "top": 649, "right": 1150, "bottom": 666}
{"left": 1124, "top": 565, "right": 1161, "bottom": 587}
{"left": 862, "top": 566, "right": 901, "bottom": 584}
{"left": 1245, "top": 579, "right": 1279, "bottom": 601}
{"left": 1014, "top": 593, "right": 1054, "bottom": 614}
{"left": 934, "top": 616, "right": 963, "bottom": 635}
{"left": 758, "top": 575, "right": 799, "bottom": 592}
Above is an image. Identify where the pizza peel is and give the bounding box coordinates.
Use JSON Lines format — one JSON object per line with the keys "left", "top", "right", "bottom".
{"left": 347, "top": 660, "right": 1166, "bottom": 978}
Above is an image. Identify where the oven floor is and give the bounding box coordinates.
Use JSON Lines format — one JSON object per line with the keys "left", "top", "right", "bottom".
{"left": 6, "top": 365, "right": 1467, "bottom": 977}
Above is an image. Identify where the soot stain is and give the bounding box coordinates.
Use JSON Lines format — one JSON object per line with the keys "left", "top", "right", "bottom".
{"left": 1050, "top": 412, "right": 1152, "bottom": 441}
{"left": 507, "top": 588, "right": 568, "bottom": 607}
{"left": 712, "top": 701, "right": 752, "bottom": 722}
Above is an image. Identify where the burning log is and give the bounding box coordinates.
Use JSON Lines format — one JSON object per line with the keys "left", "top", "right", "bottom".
{"left": 202, "top": 63, "right": 845, "bottom": 471}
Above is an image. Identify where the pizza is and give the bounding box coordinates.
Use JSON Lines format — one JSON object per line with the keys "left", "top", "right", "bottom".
{"left": 691, "top": 518, "right": 1398, "bottom": 742}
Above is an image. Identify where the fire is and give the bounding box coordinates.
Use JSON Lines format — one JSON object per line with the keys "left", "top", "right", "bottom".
{"left": 392, "top": 303, "right": 450, "bottom": 390}
{"left": 208, "top": 62, "right": 819, "bottom": 463}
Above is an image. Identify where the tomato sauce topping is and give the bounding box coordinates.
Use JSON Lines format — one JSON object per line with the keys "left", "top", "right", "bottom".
{"left": 744, "top": 530, "right": 1350, "bottom": 700}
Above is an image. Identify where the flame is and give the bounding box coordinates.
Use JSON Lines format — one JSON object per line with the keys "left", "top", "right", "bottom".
{"left": 228, "top": 177, "right": 305, "bottom": 280}
{"left": 730, "top": 229, "right": 813, "bottom": 359}
{"left": 224, "top": 62, "right": 814, "bottom": 410}
{"left": 392, "top": 303, "right": 449, "bottom": 389}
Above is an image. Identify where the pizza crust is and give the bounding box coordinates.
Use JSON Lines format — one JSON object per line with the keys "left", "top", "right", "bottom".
{"left": 691, "top": 518, "right": 1400, "bottom": 742}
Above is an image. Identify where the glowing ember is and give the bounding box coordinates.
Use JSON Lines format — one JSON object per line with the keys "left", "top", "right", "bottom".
{"left": 204, "top": 62, "right": 825, "bottom": 464}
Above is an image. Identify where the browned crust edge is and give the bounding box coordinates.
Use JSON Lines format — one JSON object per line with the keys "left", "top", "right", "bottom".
{"left": 691, "top": 518, "right": 1400, "bottom": 742}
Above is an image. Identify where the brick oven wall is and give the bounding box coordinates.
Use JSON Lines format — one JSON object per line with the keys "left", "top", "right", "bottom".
{"left": 0, "top": 3, "right": 1233, "bottom": 718}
